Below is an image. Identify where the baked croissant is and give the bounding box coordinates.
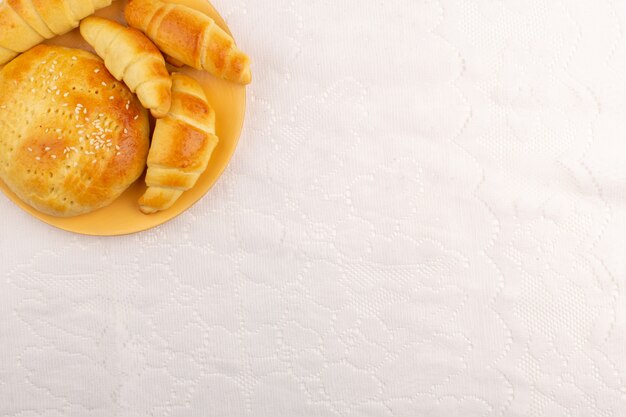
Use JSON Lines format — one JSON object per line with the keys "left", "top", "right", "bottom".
{"left": 80, "top": 16, "right": 172, "bottom": 118}
{"left": 139, "top": 73, "right": 219, "bottom": 214}
{"left": 125, "top": 0, "right": 251, "bottom": 84}
{"left": 0, "top": 0, "right": 113, "bottom": 65}
{"left": 0, "top": 46, "right": 18, "bottom": 67}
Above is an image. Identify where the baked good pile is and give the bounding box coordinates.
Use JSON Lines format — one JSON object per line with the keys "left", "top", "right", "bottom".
{"left": 0, "top": 0, "right": 251, "bottom": 216}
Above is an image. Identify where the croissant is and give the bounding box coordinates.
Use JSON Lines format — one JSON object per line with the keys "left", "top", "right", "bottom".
{"left": 125, "top": 0, "right": 251, "bottom": 84}
{"left": 0, "top": 46, "right": 18, "bottom": 67}
{"left": 0, "top": 0, "right": 113, "bottom": 65}
{"left": 80, "top": 16, "right": 172, "bottom": 118}
{"left": 139, "top": 73, "right": 219, "bottom": 214}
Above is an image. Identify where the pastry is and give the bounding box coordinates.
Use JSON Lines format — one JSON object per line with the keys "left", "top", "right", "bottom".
{"left": 0, "top": 46, "right": 18, "bottom": 67}
{"left": 125, "top": 0, "right": 251, "bottom": 84}
{"left": 139, "top": 73, "right": 219, "bottom": 214}
{"left": 0, "top": 45, "right": 150, "bottom": 217}
{"left": 80, "top": 16, "right": 172, "bottom": 118}
{"left": 0, "top": 0, "right": 114, "bottom": 66}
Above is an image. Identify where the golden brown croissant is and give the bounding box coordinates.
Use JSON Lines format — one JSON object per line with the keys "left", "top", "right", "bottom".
{"left": 139, "top": 73, "right": 219, "bottom": 214}
{"left": 125, "top": 0, "right": 251, "bottom": 84}
{"left": 0, "top": 46, "right": 18, "bottom": 67}
{"left": 0, "top": 2, "right": 47, "bottom": 54}
{"left": 0, "top": 0, "right": 114, "bottom": 65}
{"left": 7, "top": 0, "right": 55, "bottom": 39}
{"left": 80, "top": 16, "right": 172, "bottom": 118}
{"left": 29, "top": 0, "right": 78, "bottom": 35}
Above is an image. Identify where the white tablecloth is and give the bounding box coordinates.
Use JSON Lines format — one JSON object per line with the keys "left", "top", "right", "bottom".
{"left": 2, "top": 0, "right": 626, "bottom": 416}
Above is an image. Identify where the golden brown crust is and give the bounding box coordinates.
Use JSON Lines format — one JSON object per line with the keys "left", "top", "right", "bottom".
{"left": 64, "top": 0, "right": 95, "bottom": 22}
{"left": 0, "top": 45, "right": 150, "bottom": 217}
{"left": 7, "top": 0, "right": 55, "bottom": 38}
{"left": 0, "top": 0, "right": 113, "bottom": 65}
{"left": 30, "top": 0, "right": 77, "bottom": 35}
{"left": 139, "top": 73, "right": 219, "bottom": 214}
{"left": 125, "top": 0, "right": 252, "bottom": 84}
{"left": 91, "top": 0, "right": 113, "bottom": 7}
{"left": 0, "top": 3, "right": 44, "bottom": 53}
{"left": 148, "top": 120, "right": 214, "bottom": 172}
{"left": 0, "top": 45, "right": 18, "bottom": 65}
{"left": 80, "top": 16, "right": 172, "bottom": 118}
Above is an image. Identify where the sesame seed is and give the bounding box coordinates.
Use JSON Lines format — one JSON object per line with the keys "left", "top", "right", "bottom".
{"left": 123, "top": 129, "right": 128, "bottom": 134}
{"left": 109, "top": 96, "right": 115, "bottom": 100}
{"left": 133, "top": 115, "right": 138, "bottom": 120}
{"left": 27, "top": 147, "right": 32, "bottom": 152}
{"left": 51, "top": 155, "right": 57, "bottom": 159}
{"left": 102, "top": 82, "right": 107, "bottom": 87}
{"left": 94, "top": 69, "right": 100, "bottom": 73}
{"left": 44, "top": 147, "right": 51, "bottom": 151}
{"left": 71, "top": 56, "right": 77, "bottom": 61}
{"left": 92, "top": 159, "right": 97, "bottom": 164}
{"left": 116, "top": 152, "right": 121, "bottom": 156}
{"left": 74, "top": 162, "right": 78, "bottom": 167}
{"left": 63, "top": 92, "right": 69, "bottom": 97}
{"left": 35, "top": 156, "right": 40, "bottom": 161}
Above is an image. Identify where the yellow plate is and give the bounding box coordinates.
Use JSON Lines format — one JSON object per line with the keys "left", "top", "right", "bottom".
{"left": 0, "top": 0, "right": 246, "bottom": 236}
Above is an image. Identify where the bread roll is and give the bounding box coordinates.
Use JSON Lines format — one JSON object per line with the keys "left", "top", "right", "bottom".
{"left": 125, "top": 0, "right": 251, "bottom": 84}
{"left": 139, "top": 73, "right": 219, "bottom": 214}
{"left": 0, "top": 45, "right": 150, "bottom": 217}
{"left": 0, "top": 0, "right": 114, "bottom": 65}
{"left": 80, "top": 16, "right": 172, "bottom": 118}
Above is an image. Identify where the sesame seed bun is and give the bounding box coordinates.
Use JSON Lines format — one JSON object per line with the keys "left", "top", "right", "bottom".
{"left": 0, "top": 45, "right": 150, "bottom": 217}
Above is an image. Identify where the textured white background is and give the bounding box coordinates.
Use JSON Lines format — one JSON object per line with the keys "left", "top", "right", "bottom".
{"left": 2, "top": 0, "right": 626, "bottom": 415}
